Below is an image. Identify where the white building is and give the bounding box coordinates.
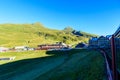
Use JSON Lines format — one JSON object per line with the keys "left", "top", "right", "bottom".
{"left": 0, "top": 47, "right": 9, "bottom": 52}
{"left": 14, "top": 46, "right": 29, "bottom": 51}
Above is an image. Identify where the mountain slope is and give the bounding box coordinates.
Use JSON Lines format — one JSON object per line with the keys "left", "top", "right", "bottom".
{"left": 0, "top": 23, "right": 97, "bottom": 47}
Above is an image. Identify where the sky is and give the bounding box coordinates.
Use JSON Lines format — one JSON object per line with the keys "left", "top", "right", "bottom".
{"left": 0, "top": 0, "right": 120, "bottom": 35}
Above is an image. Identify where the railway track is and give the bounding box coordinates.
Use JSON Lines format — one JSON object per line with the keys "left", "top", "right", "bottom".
{"left": 99, "top": 49, "right": 112, "bottom": 80}
{"left": 99, "top": 48, "right": 120, "bottom": 80}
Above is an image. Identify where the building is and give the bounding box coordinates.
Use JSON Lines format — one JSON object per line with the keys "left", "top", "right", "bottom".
{"left": 89, "top": 36, "right": 120, "bottom": 48}
{"left": 97, "top": 36, "right": 110, "bottom": 48}
{"left": 75, "top": 42, "right": 87, "bottom": 48}
{"left": 14, "top": 46, "right": 29, "bottom": 51}
{"left": 89, "top": 37, "right": 98, "bottom": 48}
{"left": 0, "top": 47, "right": 9, "bottom": 52}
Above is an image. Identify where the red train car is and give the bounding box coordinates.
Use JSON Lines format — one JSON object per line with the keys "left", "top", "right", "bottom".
{"left": 37, "top": 44, "right": 65, "bottom": 50}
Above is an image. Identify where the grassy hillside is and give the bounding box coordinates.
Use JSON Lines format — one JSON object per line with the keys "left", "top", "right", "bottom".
{"left": 0, "top": 49, "right": 106, "bottom": 80}
{"left": 0, "top": 23, "right": 97, "bottom": 47}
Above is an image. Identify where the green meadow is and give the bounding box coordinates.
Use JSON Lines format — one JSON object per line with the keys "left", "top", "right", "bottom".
{"left": 0, "top": 49, "right": 107, "bottom": 80}
{"left": 0, "top": 50, "right": 48, "bottom": 65}
{"left": 0, "top": 23, "right": 97, "bottom": 47}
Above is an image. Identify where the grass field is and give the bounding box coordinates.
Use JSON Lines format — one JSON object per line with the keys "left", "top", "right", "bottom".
{"left": 0, "top": 50, "right": 48, "bottom": 65}
{"left": 0, "top": 49, "right": 107, "bottom": 80}
{"left": 0, "top": 23, "right": 97, "bottom": 47}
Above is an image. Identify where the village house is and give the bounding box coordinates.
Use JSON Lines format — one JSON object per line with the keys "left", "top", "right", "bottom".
{"left": 97, "top": 36, "right": 110, "bottom": 48}
{"left": 89, "top": 36, "right": 120, "bottom": 48}
{"left": 14, "top": 46, "right": 29, "bottom": 51}
{"left": 89, "top": 37, "right": 98, "bottom": 48}
{"left": 75, "top": 42, "right": 87, "bottom": 48}
{"left": 0, "top": 47, "right": 9, "bottom": 52}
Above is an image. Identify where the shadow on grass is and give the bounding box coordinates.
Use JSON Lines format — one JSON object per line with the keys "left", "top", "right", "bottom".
{"left": 0, "top": 49, "right": 84, "bottom": 80}
{"left": 0, "top": 49, "right": 70, "bottom": 75}
{"left": 46, "top": 49, "right": 85, "bottom": 55}
{"left": 0, "top": 49, "right": 82, "bottom": 67}
{"left": 0, "top": 55, "right": 54, "bottom": 75}
{"left": 46, "top": 50, "right": 70, "bottom": 56}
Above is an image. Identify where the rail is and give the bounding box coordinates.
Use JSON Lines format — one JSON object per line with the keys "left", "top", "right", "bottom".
{"left": 100, "top": 50, "right": 112, "bottom": 80}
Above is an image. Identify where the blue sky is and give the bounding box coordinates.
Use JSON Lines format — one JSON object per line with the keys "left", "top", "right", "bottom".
{"left": 0, "top": 0, "right": 120, "bottom": 35}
